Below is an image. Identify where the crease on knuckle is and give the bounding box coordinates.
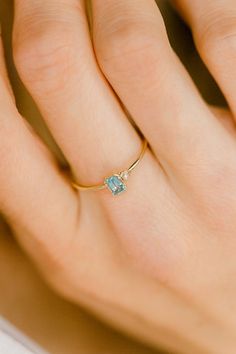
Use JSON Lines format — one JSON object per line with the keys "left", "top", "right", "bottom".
{"left": 14, "top": 24, "right": 75, "bottom": 94}
{"left": 95, "top": 19, "right": 166, "bottom": 74}
{"left": 36, "top": 233, "right": 77, "bottom": 288}
{"left": 46, "top": 249, "right": 112, "bottom": 306}
{"left": 197, "top": 13, "right": 236, "bottom": 54}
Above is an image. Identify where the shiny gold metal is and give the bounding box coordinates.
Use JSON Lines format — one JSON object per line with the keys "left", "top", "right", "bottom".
{"left": 71, "top": 139, "right": 148, "bottom": 193}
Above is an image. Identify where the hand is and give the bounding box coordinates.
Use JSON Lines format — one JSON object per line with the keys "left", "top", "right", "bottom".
{"left": 1, "top": 1, "right": 236, "bottom": 353}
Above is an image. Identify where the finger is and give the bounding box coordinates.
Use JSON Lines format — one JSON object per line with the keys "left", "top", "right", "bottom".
{"left": 13, "top": 0, "right": 145, "bottom": 189}
{"left": 0, "top": 26, "right": 14, "bottom": 98}
{"left": 0, "top": 33, "right": 78, "bottom": 270}
{"left": 171, "top": 0, "right": 236, "bottom": 118}
{"left": 211, "top": 106, "right": 236, "bottom": 136}
{"left": 0, "top": 29, "right": 8, "bottom": 81}
{"left": 92, "top": 0, "right": 235, "bottom": 181}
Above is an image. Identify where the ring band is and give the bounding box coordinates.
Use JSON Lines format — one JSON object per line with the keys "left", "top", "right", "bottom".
{"left": 71, "top": 138, "right": 148, "bottom": 196}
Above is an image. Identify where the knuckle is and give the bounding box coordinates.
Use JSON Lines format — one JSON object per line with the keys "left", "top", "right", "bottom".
{"left": 13, "top": 23, "right": 75, "bottom": 94}
{"left": 38, "top": 239, "right": 80, "bottom": 299}
{"left": 46, "top": 248, "right": 111, "bottom": 305}
{"left": 198, "top": 14, "right": 236, "bottom": 54}
{"left": 95, "top": 18, "right": 166, "bottom": 76}
{"left": 197, "top": 162, "right": 236, "bottom": 229}
{"left": 34, "top": 232, "right": 73, "bottom": 276}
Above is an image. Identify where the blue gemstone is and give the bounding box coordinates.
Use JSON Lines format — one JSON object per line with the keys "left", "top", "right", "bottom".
{"left": 105, "top": 175, "right": 126, "bottom": 196}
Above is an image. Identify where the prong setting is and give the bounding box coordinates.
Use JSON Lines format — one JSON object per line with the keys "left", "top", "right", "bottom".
{"left": 119, "top": 170, "right": 130, "bottom": 181}
{"left": 105, "top": 174, "right": 127, "bottom": 196}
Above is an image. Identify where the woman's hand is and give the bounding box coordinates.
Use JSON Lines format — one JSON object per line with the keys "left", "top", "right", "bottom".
{"left": 1, "top": 1, "right": 236, "bottom": 353}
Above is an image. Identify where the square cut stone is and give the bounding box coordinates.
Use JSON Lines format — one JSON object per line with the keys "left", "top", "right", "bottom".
{"left": 105, "top": 175, "right": 126, "bottom": 196}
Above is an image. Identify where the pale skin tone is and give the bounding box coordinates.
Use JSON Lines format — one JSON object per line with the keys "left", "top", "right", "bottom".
{"left": 1, "top": 1, "right": 236, "bottom": 353}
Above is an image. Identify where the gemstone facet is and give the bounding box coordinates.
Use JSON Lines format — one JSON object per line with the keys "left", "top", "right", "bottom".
{"left": 105, "top": 175, "right": 126, "bottom": 196}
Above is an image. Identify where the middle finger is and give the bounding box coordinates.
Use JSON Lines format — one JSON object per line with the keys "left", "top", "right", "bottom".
{"left": 172, "top": 0, "right": 236, "bottom": 117}
{"left": 92, "top": 0, "right": 236, "bottom": 183}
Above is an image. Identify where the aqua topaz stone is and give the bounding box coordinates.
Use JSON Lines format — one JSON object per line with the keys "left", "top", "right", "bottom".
{"left": 105, "top": 175, "right": 126, "bottom": 196}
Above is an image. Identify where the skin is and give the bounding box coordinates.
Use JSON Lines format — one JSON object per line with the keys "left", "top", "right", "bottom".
{"left": 1, "top": 0, "right": 236, "bottom": 353}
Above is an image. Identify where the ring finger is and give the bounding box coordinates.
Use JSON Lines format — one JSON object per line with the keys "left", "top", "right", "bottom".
{"left": 13, "top": 0, "right": 152, "bottom": 190}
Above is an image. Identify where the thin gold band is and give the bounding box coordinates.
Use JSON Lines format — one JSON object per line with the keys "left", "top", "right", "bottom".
{"left": 71, "top": 138, "right": 148, "bottom": 193}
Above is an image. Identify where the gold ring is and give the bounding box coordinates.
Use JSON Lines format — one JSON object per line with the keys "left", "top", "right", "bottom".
{"left": 71, "top": 138, "right": 148, "bottom": 196}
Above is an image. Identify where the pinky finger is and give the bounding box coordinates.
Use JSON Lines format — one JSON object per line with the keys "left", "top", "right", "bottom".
{"left": 0, "top": 32, "right": 78, "bottom": 272}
